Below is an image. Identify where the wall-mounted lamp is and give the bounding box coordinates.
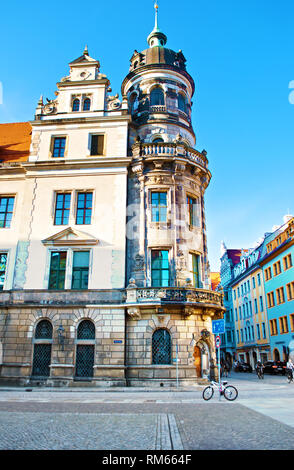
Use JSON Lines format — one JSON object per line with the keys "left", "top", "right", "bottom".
{"left": 57, "top": 324, "right": 65, "bottom": 351}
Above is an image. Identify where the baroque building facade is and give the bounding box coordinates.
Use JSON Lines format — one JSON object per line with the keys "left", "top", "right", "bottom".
{"left": 0, "top": 9, "right": 224, "bottom": 387}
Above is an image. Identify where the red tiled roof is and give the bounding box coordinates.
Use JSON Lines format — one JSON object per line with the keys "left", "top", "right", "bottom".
{"left": 210, "top": 272, "right": 220, "bottom": 291}
{"left": 0, "top": 122, "right": 32, "bottom": 162}
{"left": 226, "top": 249, "right": 242, "bottom": 266}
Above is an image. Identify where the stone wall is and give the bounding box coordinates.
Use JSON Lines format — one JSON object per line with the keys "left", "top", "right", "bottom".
{"left": 126, "top": 311, "right": 215, "bottom": 386}
{"left": 0, "top": 306, "right": 126, "bottom": 387}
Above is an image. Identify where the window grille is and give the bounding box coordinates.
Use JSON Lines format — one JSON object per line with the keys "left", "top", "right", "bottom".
{"left": 152, "top": 329, "right": 171, "bottom": 364}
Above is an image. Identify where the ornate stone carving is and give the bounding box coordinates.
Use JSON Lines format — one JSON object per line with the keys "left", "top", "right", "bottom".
{"left": 127, "top": 307, "right": 141, "bottom": 319}
{"left": 107, "top": 93, "right": 121, "bottom": 110}
{"left": 133, "top": 254, "right": 145, "bottom": 271}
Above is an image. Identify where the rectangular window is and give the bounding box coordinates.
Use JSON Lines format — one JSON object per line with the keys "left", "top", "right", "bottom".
{"left": 76, "top": 192, "right": 93, "bottom": 225}
{"left": 257, "top": 273, "right": 261, "bottom": 286}
{"left": 54, "top": 193, "right": 71, "bottom": 225}
{"left": 265, "top": 267, "right": 272, "bottom": 281}
{"left": 237, "top": 330, "right": 240, "bottom": 343}
{"left": 189, "top": 253, "right": 200, "bottom": 288}
{"left": 240, "top": 329, "right": 244, "bottom": 342}
{"left": 283, "top": 254, "right": 292, "bottom": 271}
{"left": 187, "top": 196, "right": 199, "bottom": 227}
{"left": 235, "top": 308, "right": 238, "bottom": 321}
{"left": 234, "top": 290, "right": 236, "bottom": 300}
{"left": 273, "top": 261, "right": 282, "bottom": 276}
{"left": 72, "top": 251, "right": 90, "bottom": 289}
{"left": 254, "top": 298, "right": 258, "bottom": 314}
{"left": 252, "top": 277, "right": 256, "bottom": 289}
{"left": 90, "top": 135, "right": 104, "bottom": 156}
{"left": 151, "top": 250, "right": 169, "bottom": 287}
{"left": 237, "top": 287, "right": 240, "bottom": 298}
{"left": 276, "top": 286, "right": 285, "bottom": 305}
{"left": 279, "top": 316, "right": 289, "bottom": 334}
{"left": 251, "top": 325, "right": 254, "bottom": 340}
{"left": 239, "top": 306, "right": 241, "bottom": 320}
{"left": 151, "top": 192, "right": 167, "bottom": 222}
{"left": 269, "top": 319, "right": 278, "bottom": 336}
{"left": 257, "top": 324, "right": 261, "bottom": 340}
{"left": 0, "top": 196, "right": 15, "bottom": 228}
{"left": 259, "top": 296, "right": 264, "bottom": 311}
{"left": 290, "top": 314, "right": 294, "bottom": 332}
{"left": 262, "top": 322, "right": 266, "bottom": 339}
{"left": 286, "top": 282, "right": 294, "bottom": 301}
{"left": 48, "top": 251, "right": 67, "bottom": 290}
{"left": 267, "top": 291, "right": 275, "bottom": 308}
{"left": 0, "top": 253, "right": 8, "bottom": 290}
{"left": 52, "top": 137, "right": 66, "bottom": 158}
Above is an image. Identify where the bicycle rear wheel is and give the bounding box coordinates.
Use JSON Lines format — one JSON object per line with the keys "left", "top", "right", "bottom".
{"left": 202, "top": 386, "right": 214, "bottom": 401}
{"left": 224, "top": 385, "right": 238, "bottom": 401}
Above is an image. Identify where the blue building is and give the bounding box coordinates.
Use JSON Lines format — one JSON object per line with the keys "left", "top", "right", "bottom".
{"left": 260, "top": 216, "right": 294, "bottom": 362}
{"left": 219, "top": 243, "right": 242, "bottom": 365}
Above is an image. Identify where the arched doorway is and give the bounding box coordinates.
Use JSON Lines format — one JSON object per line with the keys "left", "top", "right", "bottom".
{"left": 75, "top": 320, "right": 95, "bottom": 380}
{"left": 273, "top": 348, "right": 280, "bottom": 361}
{"left": 193, "top": 346, "right": 201, "bottom": 377}
{"left": 31, "top": 320, "right": 53, "bottom": 378}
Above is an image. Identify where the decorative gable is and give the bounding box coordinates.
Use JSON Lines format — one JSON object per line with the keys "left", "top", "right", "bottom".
{"left": 42, "top": 227, "right": 98, "bottom": 246}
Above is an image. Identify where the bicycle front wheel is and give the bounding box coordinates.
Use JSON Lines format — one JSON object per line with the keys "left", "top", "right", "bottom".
{"left": 202, "top": 386, "right": 214, "bottom": 401}
{"left": 224, "top": 385, "right": 238, "bottom": 401}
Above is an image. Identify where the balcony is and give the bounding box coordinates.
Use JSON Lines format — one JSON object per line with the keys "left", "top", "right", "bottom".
{"left": 132, "top": 142, "right": 208, "bottom": 169}
{"left": 127, "top": 286, "right": 224, "bottom": 309}
{"left": 0, "top": 286, "right": 224, "bottom": 310}
{"left": 149, "top": 105, "right": 166, "bottom": 113}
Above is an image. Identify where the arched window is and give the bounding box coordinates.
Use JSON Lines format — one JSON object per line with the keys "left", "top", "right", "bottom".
{"left": 83, "top": 98, "right": 91, "bottom": 111}
{"left": 152, "top": 329, "right": 171, "bottom": 364}
{"left": 152, "top": 137, "right": 164, "bottom": 143}
{"left": 35, "top": 320, "right": 53, "bottom": 339}
{"left": 75, "top": 320, "right": 95, "bottom": 379}
{"left": 31, "top": 320, "right": 53, "bottom": 378}
{"left": 72, "top": 98, "right": 80, "bottom": 111}
{"left": 150, "top": 87, "right": 164, "bottom": 106}
{"left": 77, "top": 320, "right": 95, "bottom": 340}
{"left": 129, "top": 93, "right": 138, "bottom": 114}
{"left": 178, "top": 94, "right": 186, "bottom": 112}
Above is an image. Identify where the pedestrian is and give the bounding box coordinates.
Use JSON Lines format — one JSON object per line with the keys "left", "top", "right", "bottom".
{"left": 255, "top": 360, "right": 264, "bottom": 379}
{"left": 286, "top": 358, "right": 294, "bottom": 383}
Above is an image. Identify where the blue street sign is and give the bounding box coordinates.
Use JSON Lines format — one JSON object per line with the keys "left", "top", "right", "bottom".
{"left": 212, "top": 319, "right": 225, "bottom": 335}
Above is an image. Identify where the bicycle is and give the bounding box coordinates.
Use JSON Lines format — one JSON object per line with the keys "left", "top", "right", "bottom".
{"left": 256, "top": 367, "right": 264, "bottom": 380}
{"left": 286, "top": 369, "right": 294, "bottom": 383}
{"left": 202, "top": 380, "right": 238, "bottom": 401}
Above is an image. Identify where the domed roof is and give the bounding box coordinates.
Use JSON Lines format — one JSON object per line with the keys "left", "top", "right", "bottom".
{"left": 140, "top": 46, "right": 187, "bottom": 71}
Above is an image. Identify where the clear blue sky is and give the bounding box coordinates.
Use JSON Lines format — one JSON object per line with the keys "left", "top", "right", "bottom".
{"left": 1, "top": 0, "right": 293, "bottom": 271}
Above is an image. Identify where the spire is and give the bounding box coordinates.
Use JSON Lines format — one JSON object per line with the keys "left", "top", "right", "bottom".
{"left": 147, "top": 1, "right": 167, "bottom": 48}
{"left": 154, "top": 1, "right": 158, "bottom": 29}
{"left": 83, "top": 45, "right": 89, "bottom": 56}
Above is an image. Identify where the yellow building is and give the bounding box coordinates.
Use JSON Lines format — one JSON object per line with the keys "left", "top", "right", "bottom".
{"left": 232, "top": 248, "right": 270, "bottom": 367}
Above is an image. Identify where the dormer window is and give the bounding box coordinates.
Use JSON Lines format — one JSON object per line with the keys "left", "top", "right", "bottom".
{"left": 83, "top": 98, "right": 91, "bottom": 111}
{"left": 72, "top": 99, "right": 80, "bottom": 112}
{"left": 150, "top": 87, "right": 164, "bottom": 106}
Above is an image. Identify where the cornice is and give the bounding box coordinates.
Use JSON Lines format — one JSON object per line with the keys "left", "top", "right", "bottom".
{"left": 30, "top": 113, "right": 131, "bottom": 127}
{"left": 0, "top": 157, "right": 132, "bottom": 176}
{"left": 259, "top": 238, "right": 294, "bottom": 266}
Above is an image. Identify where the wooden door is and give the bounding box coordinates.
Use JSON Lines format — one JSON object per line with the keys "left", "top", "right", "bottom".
{"left": 193, "top": 346, "right": 201, "bottom": 377}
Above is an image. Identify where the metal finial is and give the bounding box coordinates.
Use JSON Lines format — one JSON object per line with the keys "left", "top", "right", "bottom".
{"left": 154, "top": 1, "right": 158, "bottom": 29}
{"left": 83, "top": 45, "right": 89, "bottom": 55}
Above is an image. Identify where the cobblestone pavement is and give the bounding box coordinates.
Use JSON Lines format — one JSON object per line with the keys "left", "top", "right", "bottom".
{"left": 0, "top": 372, "right": 294, "bottom": 450}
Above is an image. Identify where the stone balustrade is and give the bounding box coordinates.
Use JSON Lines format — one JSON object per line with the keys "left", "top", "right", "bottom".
{"left": 0, "top": 286, "right": 223, "bottom": 308}
{"left": 133, "top": 142, "right": 208, "bottom": 169}
{"left": 127, "top": 286, "right": 223, "bottom": 307}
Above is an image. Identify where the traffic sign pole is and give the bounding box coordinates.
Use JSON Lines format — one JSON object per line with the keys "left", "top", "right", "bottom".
{"left": 215, "top": 335, "right": 221, "bottom": 401}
